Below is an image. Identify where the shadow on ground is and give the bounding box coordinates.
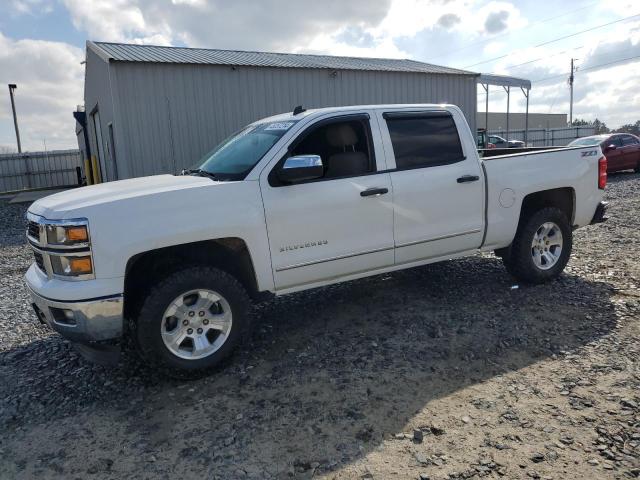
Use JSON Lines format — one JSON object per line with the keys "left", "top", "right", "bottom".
{"left": 0, "top": 254, "right": 618, "bottom": 479}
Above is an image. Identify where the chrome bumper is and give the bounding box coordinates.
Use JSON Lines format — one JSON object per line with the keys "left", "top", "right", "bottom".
{"left": 27, "top": 285, "right": 123, "bottom": 343}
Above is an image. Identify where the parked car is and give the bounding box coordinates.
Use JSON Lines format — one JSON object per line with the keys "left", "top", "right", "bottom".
{"left": 569, "top": 134, "right": 640, "bottom": 173}
{"left": 25, "top": 104, "right": 607, "bottom": 375}
{"left": 488, "top": 135, "right": 525, "bottom": 148}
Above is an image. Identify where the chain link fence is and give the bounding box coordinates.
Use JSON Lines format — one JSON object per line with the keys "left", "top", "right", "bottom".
{"left": 488, "top": 126, "right": 596, "bottom": 147}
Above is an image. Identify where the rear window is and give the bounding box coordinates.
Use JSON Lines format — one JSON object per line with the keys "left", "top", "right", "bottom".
{"left": 570, "top": 137, "right": 603, "bottom": 146}
{"left": 385, "top": 112, "right": 464, "bottom": 169}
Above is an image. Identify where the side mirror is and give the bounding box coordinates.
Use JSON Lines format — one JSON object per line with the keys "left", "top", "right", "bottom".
{"left": 604, "top": 144, "right": 617, "bottom": 152}
{"left": 277, "top": 155, "right": 324, "bottom": 183}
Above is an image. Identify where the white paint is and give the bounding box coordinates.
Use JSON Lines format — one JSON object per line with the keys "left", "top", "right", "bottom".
{"left": 25, "top": 104, "right": 605, "bottom": 303}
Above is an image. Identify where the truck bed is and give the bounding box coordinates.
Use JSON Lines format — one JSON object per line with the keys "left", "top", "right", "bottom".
{"left": 481, "top": 144, "right": 604, "bottom": 250}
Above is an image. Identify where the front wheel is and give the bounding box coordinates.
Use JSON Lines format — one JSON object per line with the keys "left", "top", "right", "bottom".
{"left": 502, "top": 207, "right": 572, "bottom": 284}
{"left": 134, "top": 266, "right": 250, "bottom": 375}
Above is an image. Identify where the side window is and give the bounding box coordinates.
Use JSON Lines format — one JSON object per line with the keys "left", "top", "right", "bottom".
{"left": 385, "top": 112, "right": 464, "bottom": 169}
{"left": 273, "top": 117, "right": 375, "bottom": 184}
{"left": 622, "top": 135, "right": 638, "bottom": 146}
{"left": 610, "top": 136, "right": 624, "bottom": 147}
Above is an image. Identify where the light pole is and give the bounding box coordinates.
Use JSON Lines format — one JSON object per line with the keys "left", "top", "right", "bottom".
{"left": 8, "top": 84, "right": 22, "bottom": 153}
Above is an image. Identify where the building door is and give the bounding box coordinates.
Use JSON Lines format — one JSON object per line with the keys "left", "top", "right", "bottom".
{"left": 107, "top": 123, "right": 119, "bottom": 180}
{"left": 91, "top": 110, "right": 107, "bottom": 182}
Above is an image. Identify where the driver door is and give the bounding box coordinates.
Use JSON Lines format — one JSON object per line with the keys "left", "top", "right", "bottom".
{"left": 259, "top": 112, "right": 394, "bottom": 291}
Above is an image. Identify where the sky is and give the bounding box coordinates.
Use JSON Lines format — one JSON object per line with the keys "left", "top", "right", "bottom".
{"left": 0, "top": 0, "right": 638, "bottom": 152}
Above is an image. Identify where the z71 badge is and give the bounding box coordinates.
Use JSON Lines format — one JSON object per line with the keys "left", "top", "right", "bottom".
{"left": 581, "top": 150, "right": 597, "bottom": 157}
{"left": 280, "top": 240, "right": 328, "bottom": 253}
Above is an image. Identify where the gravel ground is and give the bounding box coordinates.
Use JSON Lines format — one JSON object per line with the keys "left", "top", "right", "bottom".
{"left": 1, "top": 173, "right": 638, "bottom": 480}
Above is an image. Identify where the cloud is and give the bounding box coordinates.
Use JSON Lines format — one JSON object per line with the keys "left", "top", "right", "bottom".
{"left": 437, "top": 13, "right": 461, "bottom": 30}
{"left": 0, "top": 33, "right": 84, "bottom": 151}
{"left": 484, "top": 10, "right": 510, "bottom": 34}
{"left": 483, "top": 17, "right": 640, "bottom": 127}
{"left": 8, "top": 0, "right": 54, "bottom": 16}
{"left": 62, "top": 0, "right": 391, "bottom": 51}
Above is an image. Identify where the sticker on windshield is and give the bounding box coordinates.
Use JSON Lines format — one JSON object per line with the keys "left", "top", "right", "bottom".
{"left": 264, "top": 122, "right": 295, "bottom": 131}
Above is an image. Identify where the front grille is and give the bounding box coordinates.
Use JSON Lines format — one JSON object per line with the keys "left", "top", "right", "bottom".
{"left": 33, "top": 251, "right": 45, "bottom": 272}
{"left": 27, "top": 221, "right": 40, "bottom": 241}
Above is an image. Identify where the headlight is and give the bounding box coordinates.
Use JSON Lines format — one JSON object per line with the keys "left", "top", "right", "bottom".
{"left": 50, "top": 255, "right": 93, "bottom": 276}
{"left": 46, "top": 225, "right": 89, "bottom": 245}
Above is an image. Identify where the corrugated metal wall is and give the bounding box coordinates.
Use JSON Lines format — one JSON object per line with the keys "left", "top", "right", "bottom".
{"left": 0, "top": 150, "right": 82, "bottom": 193}
{"left": 104, "top": 62, "right": 477, "bottom": 179}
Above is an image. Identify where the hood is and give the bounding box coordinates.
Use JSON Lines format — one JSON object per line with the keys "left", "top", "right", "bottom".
{"left": 29, "top": 174, "right": 214, "bottom": 219}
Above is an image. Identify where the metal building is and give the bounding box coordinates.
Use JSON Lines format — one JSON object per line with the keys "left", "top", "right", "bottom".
{"left": 76, "top": 41, "right": 478, "bottom": 181}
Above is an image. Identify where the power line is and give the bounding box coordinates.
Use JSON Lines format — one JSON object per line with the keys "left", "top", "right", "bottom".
{"left": 427, "top": 1, "right": 599, "bottom": 62}
{"left": 464, "top": 13, "right": 640, "bottom": 68}
{"left": 491, "top": 44, "right": 640, "bottom": 74}
{"left": 489, "top": 46, "right": 584, "bottom": 73}
{"left": 533, "top": 53, "right": 640, "bottom": 83}
{"left": 478, "top": 53, "right": 640, "bottom": 98}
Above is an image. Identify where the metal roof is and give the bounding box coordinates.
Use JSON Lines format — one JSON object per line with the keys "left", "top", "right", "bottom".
{"left": 477, "top": 73, "right": 531, "bottom": 90}
{"left": 89, "top": 41, "right": 476, "bottom": 76}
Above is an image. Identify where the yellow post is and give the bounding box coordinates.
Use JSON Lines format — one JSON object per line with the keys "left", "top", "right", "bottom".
{"left": 84, "top": 158, "right": 93, "bottom": 185}
{"left": 90, "top": 156, "right": 101, "bottom": 184}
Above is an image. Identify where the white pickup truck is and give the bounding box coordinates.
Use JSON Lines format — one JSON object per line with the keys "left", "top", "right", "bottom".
{"left": 25, "top": 104, "right": 608, "bottom": 373}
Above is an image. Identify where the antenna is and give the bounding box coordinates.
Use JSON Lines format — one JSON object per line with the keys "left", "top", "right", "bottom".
{"left": 293, "top": 105, "right": 306, "bottom": 115}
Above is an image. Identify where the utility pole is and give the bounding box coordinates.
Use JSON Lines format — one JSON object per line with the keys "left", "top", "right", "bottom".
{"left": 568, "top": 58, "right": 575, "bottom": 126}
{"left": 8, "top": 84, "right": 22, "bottom": 153}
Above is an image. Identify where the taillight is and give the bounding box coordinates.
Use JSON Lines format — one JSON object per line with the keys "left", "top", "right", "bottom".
{"left": 598, "top": 156, "right": 607, "bottom": 189}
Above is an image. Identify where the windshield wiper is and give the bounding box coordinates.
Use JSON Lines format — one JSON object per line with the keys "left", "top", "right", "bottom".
{"left": 180, "top": 168, "right": 218, "bottom": 180}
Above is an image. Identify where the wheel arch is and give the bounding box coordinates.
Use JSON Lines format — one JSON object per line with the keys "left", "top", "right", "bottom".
{"left": 123, "top": 238, "right": 264, "bottom": 320}
{"left": 519, "top": 187, "right": 575, "bottom": 226}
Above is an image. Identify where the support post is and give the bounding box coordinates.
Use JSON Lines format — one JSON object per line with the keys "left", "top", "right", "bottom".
{"left": 484, "top": 84, "right": 489, "bottom": 132}
{"left": 521, "top": 87, "right": 530, "bottom": 145}
{"left": 503, "top": 86, "right": 510, "bottom": 141}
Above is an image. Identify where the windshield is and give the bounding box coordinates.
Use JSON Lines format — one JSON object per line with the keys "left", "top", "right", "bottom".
{"left": 191, "top": 120, "right": 298, "bottom": 180}
{"left": 569, "top": 136, "right": 605, "bottom": 146}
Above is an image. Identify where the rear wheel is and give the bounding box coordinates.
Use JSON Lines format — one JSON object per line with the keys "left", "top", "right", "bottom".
{"left": 135, "top": 265, "right": 250, "bottom": 376}
{"left": 502, "top": 207, "right": 572, "bottom": 284}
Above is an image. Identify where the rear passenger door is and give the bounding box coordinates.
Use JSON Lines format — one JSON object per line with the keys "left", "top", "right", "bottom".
{"left": 378, "top": 108, "right": 484, "bottom": 265}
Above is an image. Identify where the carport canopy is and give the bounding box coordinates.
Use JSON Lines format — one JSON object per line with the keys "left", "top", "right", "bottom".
{"left": 478, "top": 73, "right": 532, "bottom": 143}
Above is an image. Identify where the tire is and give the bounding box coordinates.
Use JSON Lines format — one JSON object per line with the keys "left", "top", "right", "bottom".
{"left": 502, "top": 207, "right": 572, "bottom": 284}
{"left": 134, "top": 265, "right": 250, "bottom": 376}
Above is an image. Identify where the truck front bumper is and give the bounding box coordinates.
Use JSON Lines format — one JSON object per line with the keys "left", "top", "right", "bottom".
{"left": 27, "top": 284, "right": 123, "bottom": 344}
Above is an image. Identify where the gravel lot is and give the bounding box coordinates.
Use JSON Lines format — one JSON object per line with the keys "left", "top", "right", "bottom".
{"left": 1, "top": 173, "right": 639, "bottom": 480}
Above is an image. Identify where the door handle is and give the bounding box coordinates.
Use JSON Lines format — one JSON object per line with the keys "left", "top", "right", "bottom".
{"left": 457, "top": 175, "right": 480, "bottom": 183}
{"left": 360, "top": 187, "right": 389, "bottom": 197}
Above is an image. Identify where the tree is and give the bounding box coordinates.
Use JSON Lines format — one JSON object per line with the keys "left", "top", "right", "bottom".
{"left": 571, "top": 118, "right": 590, "bottom": 126}
{"left": 612, "top": 120, "right": 640, "bottom": 136}
{"left": 592, "top": 118, "right": 610, "bottom": 135}
{"left": 0, "top": 145, "right": 17, "bottom": 155}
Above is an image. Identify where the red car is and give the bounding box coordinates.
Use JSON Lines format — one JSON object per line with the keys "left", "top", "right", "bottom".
{"left": 569, "top": 134, "right": 640, "bottom": 173}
